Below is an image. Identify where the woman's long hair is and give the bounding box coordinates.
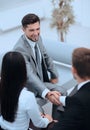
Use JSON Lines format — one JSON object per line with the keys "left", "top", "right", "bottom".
{"left": 0, "top": 52, "right": 27, "bottom": 122}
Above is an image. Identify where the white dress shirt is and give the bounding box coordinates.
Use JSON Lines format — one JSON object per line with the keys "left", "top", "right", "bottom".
{"left": 0, "top": 88, "right": 49, "bottom": 130}
{"left": 25, "top": 35, "right": 41, "bottom": 61}
{"left": 60, "top": 80, "right": 90, "bottom": 106}
{"left": 25, "top": 35, "right": 50, "bottom": 99}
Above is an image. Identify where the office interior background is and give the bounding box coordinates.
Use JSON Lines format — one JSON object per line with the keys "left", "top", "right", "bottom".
{"left": 0, "top": 0, "right": 90, "bottom": 114}
{"left": 0, "top": 0, "right": 90, "bottom": 52}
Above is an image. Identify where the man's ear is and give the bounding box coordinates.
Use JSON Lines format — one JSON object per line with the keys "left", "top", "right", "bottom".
{"left": 71, "top": 66, "right": 77, "bottom": 75}
{"left": 22, "top": 27, "right": 25, "bottom": 32}
{"left": 71, "top": 66, "right": 78, "bottom": 80}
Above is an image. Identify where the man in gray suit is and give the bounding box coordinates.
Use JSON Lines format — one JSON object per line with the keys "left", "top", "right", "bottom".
{"left": 13, "top": 13, "right": 65, "bottom": 116}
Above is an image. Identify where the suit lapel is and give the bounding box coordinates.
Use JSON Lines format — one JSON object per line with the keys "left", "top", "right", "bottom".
{"left": 37, "top": 38, "right": 44, "bottom": 59}
{"left": 22, "top": 35, "right": 43, "bottom": 78}
{"left": 22, "top": 35, "right": 36, "bottom": 64}
{"left": 22, "top": 35, "right": 49, "bottom": 81}
{"left": 68, "top": 85, "right": 78, "bottom": 97}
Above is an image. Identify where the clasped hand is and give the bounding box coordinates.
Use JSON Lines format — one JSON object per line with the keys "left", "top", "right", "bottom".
{"left": 46, "top": 91, "right": 61, "bottom": 105}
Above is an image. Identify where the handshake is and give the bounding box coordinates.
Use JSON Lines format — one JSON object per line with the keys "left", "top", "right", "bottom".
{"left": 46, "top": 90, "right": 62, "bottom": 105}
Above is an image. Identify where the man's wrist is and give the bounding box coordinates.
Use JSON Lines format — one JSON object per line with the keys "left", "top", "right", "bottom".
{"left": 42, "top": 88, "right": 50, "bottom": 99}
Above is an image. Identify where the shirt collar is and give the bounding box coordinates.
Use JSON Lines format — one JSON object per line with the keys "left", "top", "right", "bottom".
{"left": 78, "top": 80, "right": 90, "bottom": 90}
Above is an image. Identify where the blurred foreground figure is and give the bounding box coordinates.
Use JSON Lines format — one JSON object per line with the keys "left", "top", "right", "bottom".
{"left": 48, "top": 47, "right": 90, "bottom": 130}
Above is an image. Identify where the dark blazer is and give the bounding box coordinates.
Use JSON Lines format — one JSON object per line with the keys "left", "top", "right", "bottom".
{"left": 49, "top": 82, "right": 90, "bottom": 130}
{"left": 13, "top": 35, "right": 58, "bottom": 96}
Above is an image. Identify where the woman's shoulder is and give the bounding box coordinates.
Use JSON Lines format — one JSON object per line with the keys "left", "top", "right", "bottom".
{"left": 18, "top": 88, "right": 36, "bottom": 110}
{"left": 23, "top": 87, "right": 34, "bottom": 95}
{"left": 20, "top": 87, "right": 35, "bottom": 101}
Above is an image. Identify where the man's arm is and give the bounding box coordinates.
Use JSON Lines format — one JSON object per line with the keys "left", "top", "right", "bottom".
{"left": 27, "top": 61, "right": 61, "bottom": 105}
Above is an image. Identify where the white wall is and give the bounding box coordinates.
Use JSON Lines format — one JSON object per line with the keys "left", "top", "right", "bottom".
{"left": 0, "top": 0, "right": 35, "bottom": 11}
{"left": 73, "top": 0, "right": 90, "bottom": 27}
{"left": 82, "top": 0, "right": 90, "bottom": 27}
{"left": 0, "top": 0, "right": 90, "bottom": 27}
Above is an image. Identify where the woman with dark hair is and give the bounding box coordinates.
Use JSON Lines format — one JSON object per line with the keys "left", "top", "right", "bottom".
{"left": 0, "top": 52, "right": 53, "bottom": 130}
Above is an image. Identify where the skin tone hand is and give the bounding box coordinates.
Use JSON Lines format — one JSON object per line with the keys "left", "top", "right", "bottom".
{"left": 50, "top": 78, "right": 58, "bottom": 84}
{"left": 46, "top": 91, "right": 61, "bottom": 105}
{"left": 41, "top": 113, "right": 53, "bottom": 122}
{"left": 41, "top": 113, "right": 58, "bottom": 123}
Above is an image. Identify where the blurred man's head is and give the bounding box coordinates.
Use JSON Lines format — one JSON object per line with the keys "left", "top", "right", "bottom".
{"left": 72, "top": 47, "right": 90, "bottom": 81}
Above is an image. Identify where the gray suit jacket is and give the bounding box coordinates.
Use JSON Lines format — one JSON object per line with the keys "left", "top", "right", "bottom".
{"left": 13, "top": 35, "right": 58, "bottom": 96}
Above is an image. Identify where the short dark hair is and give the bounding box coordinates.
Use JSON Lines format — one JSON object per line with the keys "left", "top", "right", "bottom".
{"left": 72, "top": 47, "right": 90, "bottom": 78}
{"left": 0, "top": 51, "right": 27, "bottom": 122}
{"left": 21, "top": 13, "right": 40, "bottom": 28}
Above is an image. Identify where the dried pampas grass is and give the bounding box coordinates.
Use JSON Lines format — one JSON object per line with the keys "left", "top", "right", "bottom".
{"left": 51, "top": 0, "right": 75, "bottom": 42}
